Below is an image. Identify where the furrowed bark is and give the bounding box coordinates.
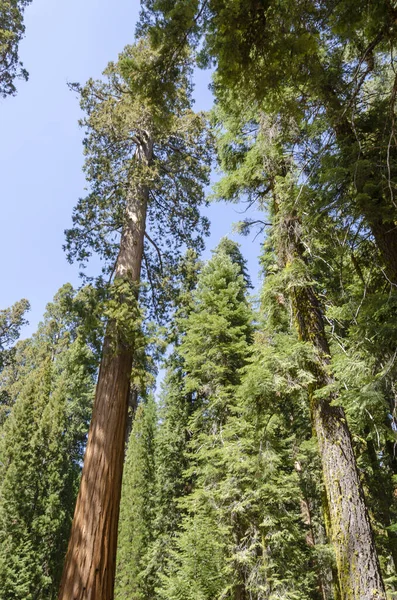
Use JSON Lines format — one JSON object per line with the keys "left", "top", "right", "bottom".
{"left": 58, "top": 135, "right": 153, "bottom": 600}
{"left": 280, "top": 213, "right": 386, "bottom": 599}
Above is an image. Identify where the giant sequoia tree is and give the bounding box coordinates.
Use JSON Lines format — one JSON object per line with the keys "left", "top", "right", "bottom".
{"left": 58, "top": 38, "right": 211, "bottom": 600}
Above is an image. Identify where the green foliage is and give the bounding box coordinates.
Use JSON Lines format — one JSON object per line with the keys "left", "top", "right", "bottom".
{"left": 157, "top": 239, "right": 322, "bottom": 599}
{"left": 148, "top": 365, "right": 195, "bottom": 587}
{"left": 65, "top": 38, "right": 212, "bottom": 320}
{"left": 0, "top": 0, "right": 32, "bottom": 96}
{"left": 157, "top": 507, "right": 231, "bottom": 600}
{"left": 0, "top": 285, "right": 98, "bottom": 599}
{"left": 115, "top": 396, "right": 157, "bottom": 600}
{"left": 0, "top": 298, "right": 29, "bottom": 371}
{"left": 179, "top": 238, "right": 253, "bottom": 396}
{"left": 3, "top": 3, "right": 397, "bottom": 597}
{"left": 156, "top": 239, "right": 253, "bottom": 599}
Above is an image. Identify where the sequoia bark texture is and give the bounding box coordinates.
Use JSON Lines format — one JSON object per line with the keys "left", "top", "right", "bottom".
{"left": 58, "top": 137, "right": 153, "bottom": 600}
{"left": 281, "top": 214, "right": 386, "bottom": 600}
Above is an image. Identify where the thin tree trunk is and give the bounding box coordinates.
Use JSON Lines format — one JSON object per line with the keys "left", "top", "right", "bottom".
{"left": 369, "top": 219, "right": 397, "bottom": 285}
{"left": 58, "top": 136, "right": 153, "bottom": 600}
{"left": 279, "top": 213, "right": 386, "bottom": 599}
{"left": 295, "top": 461, "right": 334, "bottom": 600}
{"left": 322, "top": 492, "right": 343, "bottom": 600}
{"left": 125, "top": 387, "right": 138, "bottom": 446}
{"left": 365, "top": 435, "right": 397, "bottom": 574}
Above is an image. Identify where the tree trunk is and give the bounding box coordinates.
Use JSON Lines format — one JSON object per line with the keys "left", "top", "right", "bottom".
{"left": 295, "top": 461, "right": 335, "bottom": 600}
{"left": 125, "top": 387, "right": 138, "bottom": 446}
{"left": 280, "top": 213, "right": 386, "bottom": 599}
{"left": 369, "top": 219, "right": 397, "bottom": 285}
{"left": 58, "top": 136, "right": 153, "bottom": 600}
{"left": 365, "top": 435, "right": 397, "bottom": 574}
{"left": 319, "top": 80, "right": 397, "bottom": 284}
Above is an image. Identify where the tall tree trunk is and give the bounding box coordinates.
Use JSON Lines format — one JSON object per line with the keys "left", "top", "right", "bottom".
{"left": 58, "top": 136, "right": 153, "bottom": 600}
{"left": 319, "top": 80, "right": 397, "bottom": 284}
{"left": 278, "top": 213, "right": 386, "bottom": 599}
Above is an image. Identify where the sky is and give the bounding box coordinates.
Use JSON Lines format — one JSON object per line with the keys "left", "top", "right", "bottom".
{"left": 0, "top": 0, "right": 263, "bottom": 338}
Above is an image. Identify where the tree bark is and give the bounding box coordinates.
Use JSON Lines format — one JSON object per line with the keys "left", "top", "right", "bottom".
{"left": 319, "top": 80, "right": 397, "bottom": 285}
{"left": 280, "top": 214, "right": 386, "bottom": 600}
{"left": 58, "top": 135, "right": 153, "bottom": 600}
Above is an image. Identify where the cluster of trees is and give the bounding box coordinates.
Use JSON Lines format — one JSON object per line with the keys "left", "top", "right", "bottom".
{"left": 1, "top": 1, "right": 397, "bottom": 599}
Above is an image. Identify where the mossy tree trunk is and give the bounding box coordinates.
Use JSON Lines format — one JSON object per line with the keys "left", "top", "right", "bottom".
{"left": 58, "top": 135, "right": 153, "bottom": 600}
{"left": 279, "top": 213, "right": 386, "bottom": 600}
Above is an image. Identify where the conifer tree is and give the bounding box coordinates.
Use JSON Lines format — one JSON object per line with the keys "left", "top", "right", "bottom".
{"left": 0, "top": 299, "right": 29, "bottom": 372}
{"left": 150, "top": 367, "right": 194, "bottom": 582}
{"left": 212, "top": 110, "right": 387, "bottom": 596}
{"left": 0, "top": 298, "right": 29, "bottom": 424}
{"left": 140, "top": 0, "right": 397, "bottom": 283}
{"left": 140, "top": 249, "right": 202, "bottom": 593}
{"left": 0, "top": 285, "right": 97, "bottom": 600}
{"left": 157, "top": 239, "right": 324, "bottom": 599}
{"left": 158, "top": 239, "right": 255, "bottom": 599}
{"left": 59, "top": 37, "right": 211, "bottom": 599}
{"left": 137, "top": 5, "right": 394, "bottom": 591}
{"left": 115, "top": 396, "right": 157, "bottom": 600}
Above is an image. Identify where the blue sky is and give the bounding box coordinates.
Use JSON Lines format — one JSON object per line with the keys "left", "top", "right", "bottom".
{"left": 0, "top": 0, "right": 263, "bottom": 337}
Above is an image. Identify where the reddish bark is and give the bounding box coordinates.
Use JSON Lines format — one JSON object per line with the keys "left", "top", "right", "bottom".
{"left": 58, "top": 137, "right": 153, "bottom": 600}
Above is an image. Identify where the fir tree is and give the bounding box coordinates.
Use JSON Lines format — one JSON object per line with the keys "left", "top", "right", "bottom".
{"left": 213, "top": 112, "right": 387, "bottom": 595}
{"left": 115, "top": 396, "right": 157, "bottom": 600}
{"left": 143, "top": 249, "right": 202, "bottom": 593}
{"left": 158, "top": 239, "right": 255, "bottom": 600}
